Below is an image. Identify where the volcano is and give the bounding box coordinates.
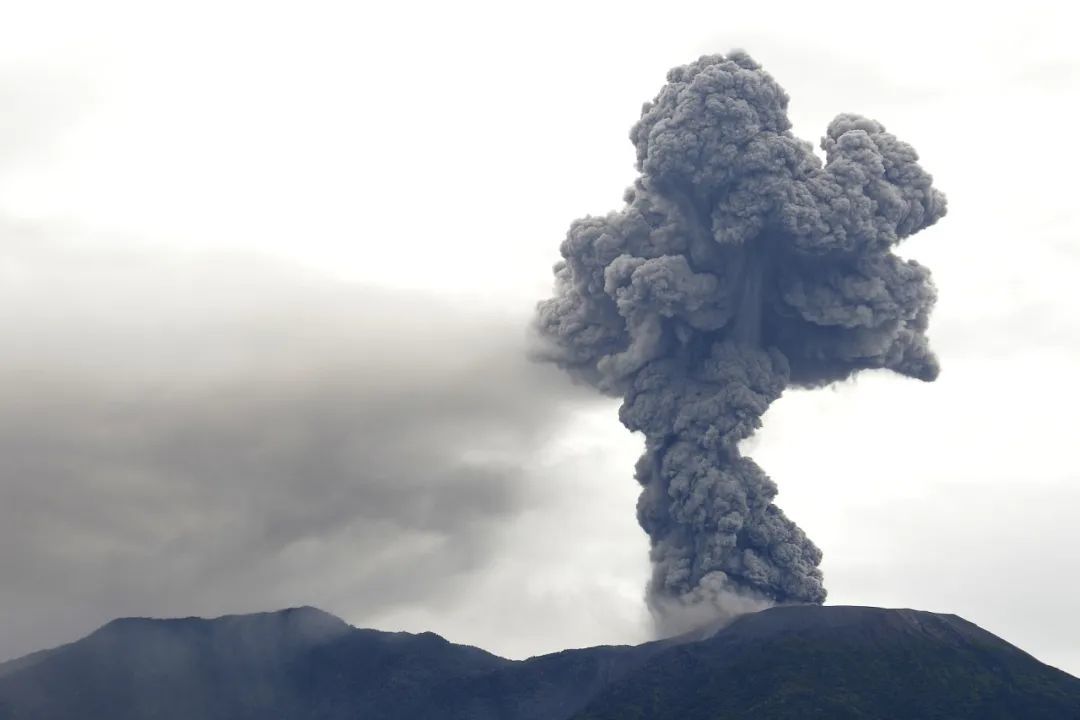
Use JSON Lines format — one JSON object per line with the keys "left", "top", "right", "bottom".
{"left": 0, "top": 605, "right": 1076, "bottom": 719}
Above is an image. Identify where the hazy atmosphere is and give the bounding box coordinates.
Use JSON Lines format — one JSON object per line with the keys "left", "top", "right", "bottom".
{"left": 2, "top": 0, "right": 1078, "bottom": 680}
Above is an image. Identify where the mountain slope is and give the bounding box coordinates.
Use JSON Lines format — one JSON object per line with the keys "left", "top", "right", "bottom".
{"left": 0, "top": 605, "right": 1076, "bottom": 720}
{"left": 0, "top": 606, "right": 354, "bottom": 719}
{"left": 575, "top": 605, "right": 1080, "bottom": 719}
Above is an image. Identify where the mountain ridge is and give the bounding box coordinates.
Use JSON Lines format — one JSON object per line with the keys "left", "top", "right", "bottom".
{"left": 0, "top": 605, "right": 1076, "bottom": 719}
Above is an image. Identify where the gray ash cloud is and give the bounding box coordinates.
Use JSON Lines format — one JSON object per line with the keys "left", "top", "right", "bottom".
{"left": 535, "top": 51, "right": 946, "bottom": 629}
{"left": 0, "top": 226, "right": 591, "bottom": 662}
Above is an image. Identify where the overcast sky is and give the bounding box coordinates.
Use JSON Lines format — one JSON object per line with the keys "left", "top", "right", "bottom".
{"left": 2, "top": 0, "right": 1079, "bottom": 677}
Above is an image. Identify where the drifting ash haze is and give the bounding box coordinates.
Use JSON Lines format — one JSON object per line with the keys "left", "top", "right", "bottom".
{"left": 536, "top": 51, "right": 947, "bottom": 633}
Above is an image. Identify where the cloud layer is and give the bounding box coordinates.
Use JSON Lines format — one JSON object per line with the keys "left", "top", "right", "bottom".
{"left": 0, "top": 224, "right": 599, "bottom": 660}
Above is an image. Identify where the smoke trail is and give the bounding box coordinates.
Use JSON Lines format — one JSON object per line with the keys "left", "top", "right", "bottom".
{"left": 535, "top": 51, "right": 946, "bottom": 630}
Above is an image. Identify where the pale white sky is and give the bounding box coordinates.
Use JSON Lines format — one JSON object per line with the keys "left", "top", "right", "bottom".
{"left": 2, "top": 0, "right": 1079, "bottom": 676}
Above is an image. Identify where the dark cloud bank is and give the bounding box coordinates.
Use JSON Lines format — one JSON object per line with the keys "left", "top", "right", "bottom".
{"left": 0, "top": 223, "right": 588, "bottom": 661}
{"left": 536, "top": 51, "right": 946, "bottom": 632}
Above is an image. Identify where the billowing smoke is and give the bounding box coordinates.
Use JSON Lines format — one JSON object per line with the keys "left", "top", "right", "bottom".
{"left": 535, "top": 51, "right": 946, "bottom": 632}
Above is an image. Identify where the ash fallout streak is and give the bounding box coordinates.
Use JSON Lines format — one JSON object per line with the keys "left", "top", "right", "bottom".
{"left": 535, "top": 51, "right": 946, "bottom": 630}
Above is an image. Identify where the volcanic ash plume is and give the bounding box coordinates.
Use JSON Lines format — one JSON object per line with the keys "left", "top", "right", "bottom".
{"left": 535, "top": 51, "right": 946, "bottom": 631}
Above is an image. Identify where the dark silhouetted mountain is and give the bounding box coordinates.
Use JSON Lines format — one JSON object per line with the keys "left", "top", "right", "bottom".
{"left": 0, "top": 605, "right": 1076, "bottom": 719}
{"left": 573, "top": 605, "right": 1080, "bottom": 719}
